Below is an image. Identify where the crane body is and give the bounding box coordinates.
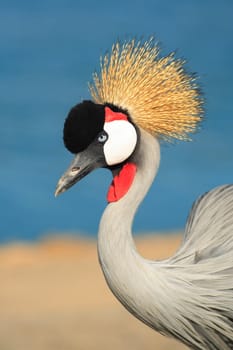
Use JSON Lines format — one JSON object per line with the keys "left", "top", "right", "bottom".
{"left": 98, "top": 130, "right": 233, "bottom": 349}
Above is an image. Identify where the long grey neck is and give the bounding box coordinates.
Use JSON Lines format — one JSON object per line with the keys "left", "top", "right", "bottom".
{"left": 97, "top": 129, "right": 160, "bottom": 318}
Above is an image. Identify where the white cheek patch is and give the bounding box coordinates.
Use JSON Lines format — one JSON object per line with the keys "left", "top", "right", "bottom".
{"left": 103, "top": 120, "right": 137, "bottom": 166}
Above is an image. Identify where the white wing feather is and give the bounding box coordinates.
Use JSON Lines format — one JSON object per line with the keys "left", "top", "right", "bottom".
{"left": 173, "top": 184, "right": 233, "bottom": 264}
{"left": 162, "top": 185, "right": 233, "bottom": 349}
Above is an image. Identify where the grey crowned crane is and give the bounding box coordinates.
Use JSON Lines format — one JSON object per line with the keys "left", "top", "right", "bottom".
{"left": 55, "top": 38, "right": 233, "bottom": 349}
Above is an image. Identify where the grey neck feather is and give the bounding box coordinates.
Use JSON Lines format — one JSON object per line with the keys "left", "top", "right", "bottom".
{"left": 97, "top": 129, "right": 233, "bottom": 350}
{"left": 98, "top": 129, "right": 161, "bottom": 326}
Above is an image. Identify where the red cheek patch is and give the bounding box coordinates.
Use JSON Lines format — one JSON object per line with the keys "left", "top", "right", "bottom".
{"left": 105, "top": 106, "right": 128, "bottom": 122}
{"left": 107, "top": 163, "right": 137, "bottom": 203}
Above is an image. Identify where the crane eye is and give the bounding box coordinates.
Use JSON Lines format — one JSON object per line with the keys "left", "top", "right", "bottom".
{"left": 98, "top": 131, "right": 108, "bottom": 143}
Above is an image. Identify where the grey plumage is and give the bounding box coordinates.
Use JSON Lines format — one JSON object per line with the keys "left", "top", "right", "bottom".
{"left": 168, "top": 184, "right": 233, "bottom": 349}
{"left": 56, "top": 38, "right": 226, "bottom": 348}
{"left": 56, "top": 107, "right": 233, "bottom": 349}
{"left": 98, "top": 130, "right": 233, "bottom": 350}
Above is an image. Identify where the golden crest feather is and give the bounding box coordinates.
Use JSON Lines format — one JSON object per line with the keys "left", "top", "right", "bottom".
{"left": 88, "top": 38, "right": 203, "bottom": 141}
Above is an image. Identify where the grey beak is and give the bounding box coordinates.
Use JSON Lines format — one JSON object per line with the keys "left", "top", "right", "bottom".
{"left": 55, "top": 154, "right": 84, "bottom": 197}
{"left": 55, "top": 145, "right": 106, "bottom": 197}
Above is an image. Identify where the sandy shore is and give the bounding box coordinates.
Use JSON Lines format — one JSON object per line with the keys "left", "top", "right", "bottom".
{"left": 0, "top": 233, "right": 187, "bottom": 350}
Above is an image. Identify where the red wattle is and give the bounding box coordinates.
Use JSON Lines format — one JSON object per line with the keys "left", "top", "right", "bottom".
{"left": 107, "top": 163, "right": 137, "bottom": 203}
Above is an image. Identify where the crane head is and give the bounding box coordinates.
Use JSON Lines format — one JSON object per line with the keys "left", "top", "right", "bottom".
{"left": 55, "top": 100, "right": 139, "bottom": 201}
{"left": 55, "top": 38, "right": 203, "bottom": 201}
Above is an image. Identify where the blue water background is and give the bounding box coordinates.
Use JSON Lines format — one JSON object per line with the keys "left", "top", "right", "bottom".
{"left": 1, "top": 0, "right": 233, "bottom": 242}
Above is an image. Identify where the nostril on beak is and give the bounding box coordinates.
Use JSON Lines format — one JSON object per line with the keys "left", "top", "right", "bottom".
{"left": 71, "top": 166, "right": 80, "bottom": 174}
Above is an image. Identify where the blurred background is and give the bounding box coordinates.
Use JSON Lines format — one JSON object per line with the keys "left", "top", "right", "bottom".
{"left": 1, "top": 0, "right": 233, "bottom": 242}
{"left": 0, "top": 1, "right": 232, "bottom": 349}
